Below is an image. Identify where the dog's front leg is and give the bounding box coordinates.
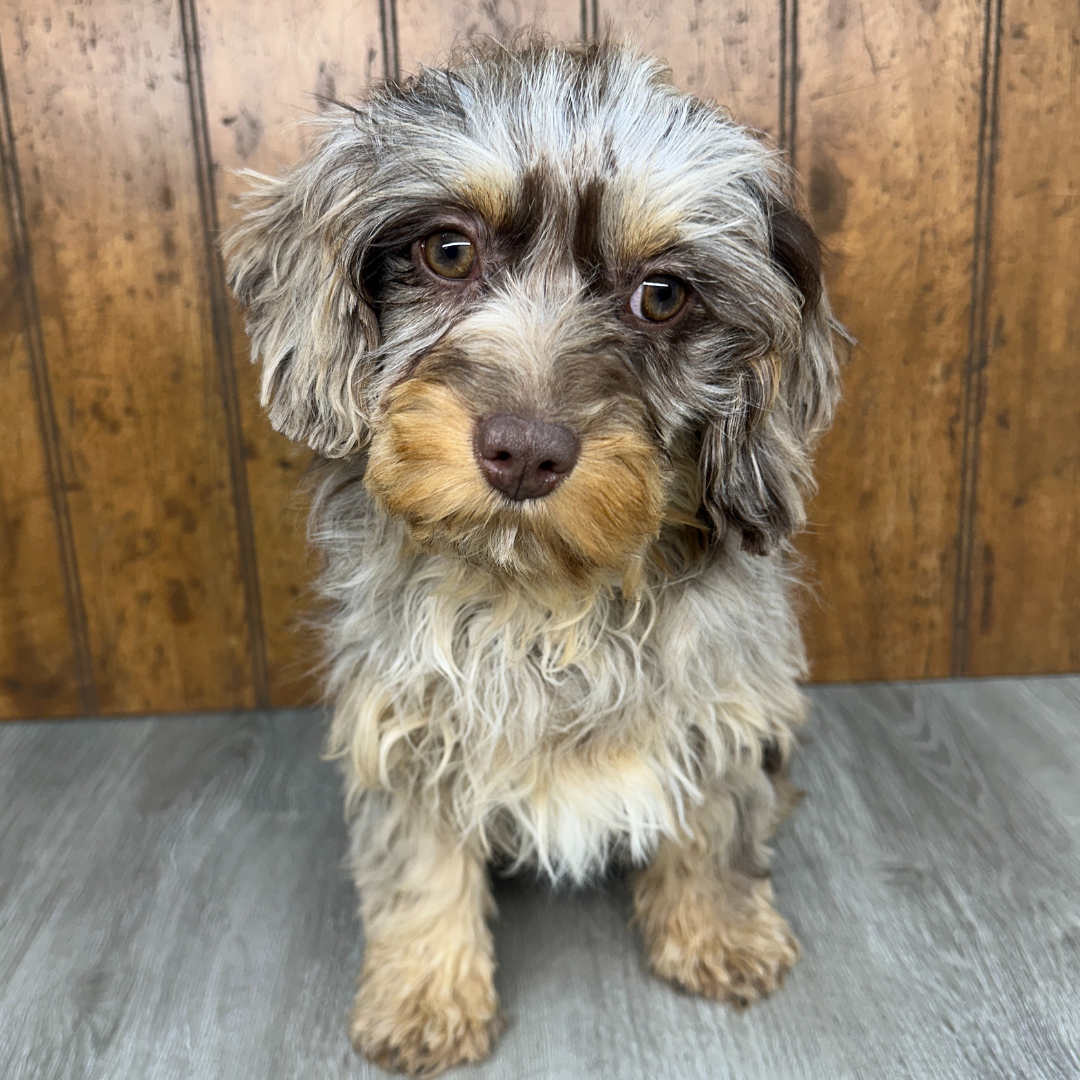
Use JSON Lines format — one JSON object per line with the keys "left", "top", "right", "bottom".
{"left": 349, "top": 795, "right": 501, "bottom": 1076}
{"left": 632, "top": 764, "right": 799, "bottom": 1007}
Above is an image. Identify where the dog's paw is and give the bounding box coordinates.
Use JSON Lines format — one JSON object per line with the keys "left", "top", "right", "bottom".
{"left": 350, "top": 954, "right": 503, "bottom": 1077}
{"left": 639, "top": 881, "right": 799, "bottom": 1008}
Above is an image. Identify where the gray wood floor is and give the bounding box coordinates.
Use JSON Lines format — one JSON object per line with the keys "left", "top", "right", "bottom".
{"left": 1, "top": 677, "right": 1078, "bottom": 1080}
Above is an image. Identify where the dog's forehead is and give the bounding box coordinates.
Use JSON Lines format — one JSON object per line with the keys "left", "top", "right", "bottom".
{"left": 381, "top": 48, "right": 768, "bottom": 262}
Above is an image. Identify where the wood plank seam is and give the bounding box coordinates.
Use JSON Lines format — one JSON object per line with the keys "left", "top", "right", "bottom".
{"left": 0, "top": 38, "right": 98, "bottom": 715}
{"left": 178, "top": 0, "right": 271, "bottom": 708}
{"left": 381, "top": 0, "right": 401, "bottom": 82}
{"left": 778, "top": 0, "right": 798, "bottom": 165}
{"left": 952, "top": 0, "right": 1003, "bottom": 677}
{"left": 582, "top": 0, "right": 599, "bottom": 42}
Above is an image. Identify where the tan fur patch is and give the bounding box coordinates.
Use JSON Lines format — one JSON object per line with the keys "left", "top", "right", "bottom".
{"left": 365, "top": 376, "right": 668, "bottom": 588}
{"left": 457, "top": 168, "right": 518, "bottom": 228}
{"left": 352, "top": 944, "right": 502, "bottom": 1077}
{"left": 605, "top": 175, "right": 682, "bottom": 264}
{"left": 546, "top": 426, "right": 667, "bottom": 577}
{"left": 365, "top": 379, "right": 484, "bottom": 537}
{"left": 633, "top": 848, "right": 799, "bottom": 1007}
{"left": 350, "top": 819, "right": 501, "bottom": 1077}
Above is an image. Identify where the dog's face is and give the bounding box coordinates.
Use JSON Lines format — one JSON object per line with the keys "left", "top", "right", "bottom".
{"left": 226, "top": 42, "right": 841, "bottom": 586}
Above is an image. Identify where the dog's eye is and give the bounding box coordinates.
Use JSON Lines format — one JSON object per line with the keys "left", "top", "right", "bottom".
{"left": 423, "top": 231, "right": 477, "bottom": 279}
{"left": 629, "top": 275, "right": 687, "bottom": 322}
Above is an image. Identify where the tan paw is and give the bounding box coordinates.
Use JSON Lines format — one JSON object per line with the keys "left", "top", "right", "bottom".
{"left": 641, "top": 882, "right": 800, "bottom": 1008}
{"left": 350, "top": 954, "right": 503, "bottom": 1077}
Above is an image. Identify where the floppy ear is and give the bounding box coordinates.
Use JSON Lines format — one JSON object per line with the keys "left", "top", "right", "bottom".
{"left": 223, "top": 138, "right": 380, "bottom": 458}
{"left": 700, "top": 191, "right": 844, "bottom": 555}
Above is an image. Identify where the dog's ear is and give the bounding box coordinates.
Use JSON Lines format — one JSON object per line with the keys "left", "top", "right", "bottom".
{"left": 699, "top": 190, "right": 843, "bottom": 555}
{"left": 223, "top": 144, "right": 380, "bottom": 458}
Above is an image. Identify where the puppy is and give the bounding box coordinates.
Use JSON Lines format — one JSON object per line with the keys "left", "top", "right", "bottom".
{"left": 226, "top": 37, "right": 842, "bottom": 1077}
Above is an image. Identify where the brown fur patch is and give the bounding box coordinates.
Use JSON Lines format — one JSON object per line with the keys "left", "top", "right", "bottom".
{"left": 573, "top": 177, "right": 605, "bottom": 272}
{"left": 548, "top": 427, "right": 667, "bottom": 574}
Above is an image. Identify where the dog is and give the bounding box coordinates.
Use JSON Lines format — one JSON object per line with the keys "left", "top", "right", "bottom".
{"left": 225, "top": 36, "right": 843, "bottom": 1076}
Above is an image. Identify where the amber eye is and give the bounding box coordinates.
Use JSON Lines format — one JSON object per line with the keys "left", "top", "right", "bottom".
{"left": 629, "top": 275, "right": 688, "bottom": 322}
{"left": 423, "top": 230, "right": 477, "bottom": 279}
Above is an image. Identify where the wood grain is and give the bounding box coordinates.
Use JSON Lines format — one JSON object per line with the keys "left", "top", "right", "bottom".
{"left": 966, "top": 0, "right": 1080, "bottom": 675}
{"left": 0, "top": 111, "right": 80, "bottom": 719}
{"left": 195, "top": 0, "right": 384, "bottom": 705}
{"left": 395, "top": 0, "right": 581, "bottom": 79}
{"left": 0, "top": 2, "right": 254, "bottom": 711}
{"left": 0, "top": 0, "right": 1077, "bottom": 718}
{"left": 601, "top": 0, "right": 781, "bottom": 135}
{"left": 2, "top": 676, "right": 1078, "bottom": 1079}
{"left": 794, "top": 0, "right": 985, "bottom": 681}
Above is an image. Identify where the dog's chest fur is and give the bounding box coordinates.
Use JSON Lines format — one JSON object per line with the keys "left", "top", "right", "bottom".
{"left": 325, "top": 490, "right": 807, "bottom": 881}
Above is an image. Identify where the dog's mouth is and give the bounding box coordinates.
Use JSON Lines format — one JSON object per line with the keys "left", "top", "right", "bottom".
{"left": 363, "top": 377, "right": 669, "bottom": 586}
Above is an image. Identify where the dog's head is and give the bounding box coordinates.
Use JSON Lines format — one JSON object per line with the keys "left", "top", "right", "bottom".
{"left": 226, "top": 39, "right": 842, "bottom": 586}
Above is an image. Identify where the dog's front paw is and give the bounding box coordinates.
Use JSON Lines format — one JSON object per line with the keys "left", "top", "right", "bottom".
{"left": 350, "top": 948, "right": 503, "bottom": 1077}
{"left": 637, "top": 880, "right": 799, "bottom": 1008}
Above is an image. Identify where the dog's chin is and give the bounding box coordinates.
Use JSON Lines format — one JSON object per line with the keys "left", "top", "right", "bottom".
{"left": 392, "top": 513, "right": 622, "bottom": 589}
{"left": 363, "top": 378, "right": 670, "bottom": 591}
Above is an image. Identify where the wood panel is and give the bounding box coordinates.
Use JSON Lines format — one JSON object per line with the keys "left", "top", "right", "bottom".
{"left": 603, "top": 0, "right": 781, "bottom": 136}
{"left": 794, "top": 0, "right": 984, "bottom": 681}
{"left": 0, "top": 0, "right": 1077, "bottom": 719}
{"left": 0, "top": 115, "right": 81, "bottom": 718}
{"left": 195, "top": 0, "right": 384, "bottom": 705}
{"left": 0, "top": 2, "right": 254, "bottom": 712}
{"left": 967, "top": 0, "right": 1080, "bottom": 675}
{"left": 395, "top": 0, "right": 580, "bottom": 79}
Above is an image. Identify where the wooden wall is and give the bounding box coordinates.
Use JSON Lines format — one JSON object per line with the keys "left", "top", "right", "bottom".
{"left": 1, "top": 0, "right": 1076, "bottom": 718}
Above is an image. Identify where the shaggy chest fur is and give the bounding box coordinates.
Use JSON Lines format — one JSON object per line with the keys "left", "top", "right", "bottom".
{"left": 324, "top": 494, "right": 808, "bottom": 882}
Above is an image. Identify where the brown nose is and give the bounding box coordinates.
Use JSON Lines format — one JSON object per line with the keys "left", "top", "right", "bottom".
{"left": 475, "top": 414, "right": 580, "bottom": 501}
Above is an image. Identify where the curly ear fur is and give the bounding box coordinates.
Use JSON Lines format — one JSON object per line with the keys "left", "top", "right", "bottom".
{"left": 700, "top": 187, "right": 843, "bottom": 556}
{"left": 223, "top": 128, "right": 381, "bottom": 458}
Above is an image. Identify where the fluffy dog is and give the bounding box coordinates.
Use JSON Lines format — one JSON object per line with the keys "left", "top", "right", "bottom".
{"left": 226, "top": 37, "right": 843, "bottom": 1076}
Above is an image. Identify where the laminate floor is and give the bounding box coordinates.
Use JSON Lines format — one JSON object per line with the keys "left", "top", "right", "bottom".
{"left": 1, "top": 677, "right": 1078, "bottom": 1080}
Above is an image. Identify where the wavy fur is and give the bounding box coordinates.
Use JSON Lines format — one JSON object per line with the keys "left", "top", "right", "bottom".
{"left": 226, "top": 36, "right": 844, "bottom": 1076}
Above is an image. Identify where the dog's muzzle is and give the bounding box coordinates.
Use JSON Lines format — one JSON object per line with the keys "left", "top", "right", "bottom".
{"left": 474, "top": 414, "right": 580, "bottom": 501}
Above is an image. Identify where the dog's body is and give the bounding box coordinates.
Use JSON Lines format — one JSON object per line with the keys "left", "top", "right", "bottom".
{"left": 227, "top": 38, "right": 842, "bottom": 1076}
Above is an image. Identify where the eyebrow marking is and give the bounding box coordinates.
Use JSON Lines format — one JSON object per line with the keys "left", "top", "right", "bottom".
{"left": 455, "top": 162, "right": 684, "bottom": 280}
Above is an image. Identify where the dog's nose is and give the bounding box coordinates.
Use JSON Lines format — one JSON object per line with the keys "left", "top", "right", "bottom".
{"left": 475, "top": 414, "right": 580, "bottom": 501}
